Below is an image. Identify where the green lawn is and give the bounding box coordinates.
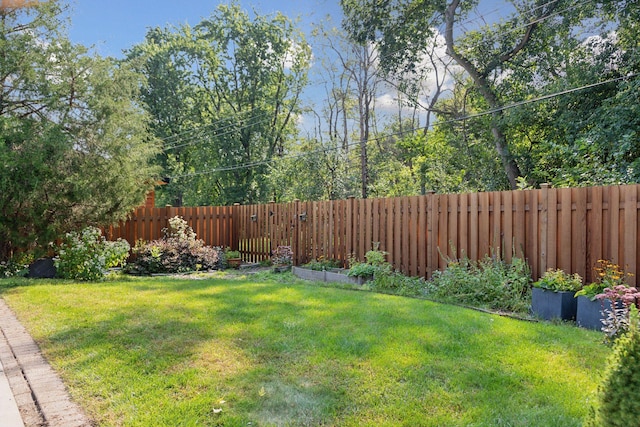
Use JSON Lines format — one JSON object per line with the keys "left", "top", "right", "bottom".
{"left": 0, "top": 273, "right": 609, "bottom": 426}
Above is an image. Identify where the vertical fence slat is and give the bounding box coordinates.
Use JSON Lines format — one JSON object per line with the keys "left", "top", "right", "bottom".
{"left": 479, "top": 191, "right": 490, "bottom": 258}
{"left": 573, "top": 187, "right": 588, "bottom": 281}
{"left": 470, "top": 192, "right": 479, "bottom": 261}
{"left": 457, "top": 194, "right": 467, "bottom": 258}
{"left": 107, "top": 183, "right": 639, "bottom": 285}
{"left": 624, "top": 185, "right": 637, "bottom": 283}
{"left": 558, "top": 188, "right": 572, "bottom": 273}
{"left": 503, "top": 191, "right": 513, "bottom": 263}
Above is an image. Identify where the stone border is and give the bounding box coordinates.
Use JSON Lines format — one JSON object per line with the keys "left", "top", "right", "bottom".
{"left": 0, "top": 300, "right": 92, "bottom": 427}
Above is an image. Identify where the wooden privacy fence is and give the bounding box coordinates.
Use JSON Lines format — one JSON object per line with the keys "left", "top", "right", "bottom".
{"left": 107, "top": 184, "right": 640, "bottom": 285}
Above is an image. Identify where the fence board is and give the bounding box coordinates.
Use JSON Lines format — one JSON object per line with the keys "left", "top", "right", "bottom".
{"left": 458, "top": 194, "right": 467, "bottom": 258}
{"left": 108, "top": 183, "right": 640, "bottom": 285}
{"left": 573, "top": 187, "right": 588, "bottom": 281}
{"left": 624, "top": 185, "right": 637, "bottom": 283}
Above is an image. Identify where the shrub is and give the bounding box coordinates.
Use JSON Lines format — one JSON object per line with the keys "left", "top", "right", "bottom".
{"left": 369, "top": 269, "right": 426, "bottom": 297}
{"left": 597, "top": 285, "right": 640, "bottom": 344}
{"left": 55, "top": 226, "right": 130, "bottom": 281}
{"left": 0, "top": 252, "right": 33, "bottom": 278}
{"left": 426, "top": 255, "right": 532, "bottom": 313}
{"left": 576, "top": 260, "right": 633, "bottom": 300}
{"left": 347, "top": 244, "right": 391, "bottom": 279}
{"left": 126, "top": 216, "right": 222, "bottom": 275}
{"left": 271, "top": 245, "right": 293, "bottom": 266}
{"left": 533, "top": 269, "right": 583, "bottom": 292}
{"left": 586, "top": 306, "right": 640, "bottom": 427}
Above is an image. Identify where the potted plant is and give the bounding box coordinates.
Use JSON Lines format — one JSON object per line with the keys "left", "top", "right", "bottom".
{"left": 271, "top": 245, "right": 292, "bottom": 272}
{"left": 224, "top": 249, "right": 242, "bottom": 269}
{"left": 531, "top": 269, "right": 582, "bottom": 321}
{"left": 576, "top": 260, "right": 633, "bottom": 330}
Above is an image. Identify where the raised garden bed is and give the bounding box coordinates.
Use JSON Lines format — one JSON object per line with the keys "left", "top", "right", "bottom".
{"left": 292, "top": 266, "right": 367, "bottom": 285}
{"left": 531, "top": 287, "right": 577, "bottom": 321}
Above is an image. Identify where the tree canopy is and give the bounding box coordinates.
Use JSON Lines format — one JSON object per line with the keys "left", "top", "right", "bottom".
{"left": 341, "top": 0, "right": 640, "bottom": 190}
{"left": 127, "top": 3, "right": 312, "bottom": 206}
{"left": 0, "top": 1, "right": 159, "bottom": 259}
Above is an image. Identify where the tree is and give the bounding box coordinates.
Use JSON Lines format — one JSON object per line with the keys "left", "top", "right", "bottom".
{"left": 0, "top": 1, "right": 160, "bottom": 260}
{"left": 128, "top": 3, "right": 311, "bottom": 206}
{"left": 341, "top": 0, "right": 624, "bottom": 189}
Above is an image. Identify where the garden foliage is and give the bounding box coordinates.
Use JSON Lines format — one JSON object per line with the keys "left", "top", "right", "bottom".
{"left": 426, "top": 254, "right": 532, "bottom": 313}
{"left": 587, "top": 306, "right": 640, "bottom": 427}
{"left": 533, "top": 269, "right": 583, "bottom": 292}
{"left": 0, "top": 1, "right": 159, "bottom": 261}
{"left": 576, "top": 260, "right": 633, "bottom": 300}
{"left": 597, "top": 285, "right": 640, "bottom": 344}
{"left": 347, "top": 246, "right": 426, "bottom": 297}
{"left": 55, "top": 227, "right": 130, "bottom": 281}
{"left": 126, "top": 216, "right": 222, "bottom": 274}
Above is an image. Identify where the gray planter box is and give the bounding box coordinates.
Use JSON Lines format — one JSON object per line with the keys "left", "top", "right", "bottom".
{"left": 576, "top": 296, "right": 618, "bottom": 330}
{"left": 531, "top": 287, "right": 577, "bottom": 321}
{"left": 292, "top": 266, "right": 366, "bottom": 285}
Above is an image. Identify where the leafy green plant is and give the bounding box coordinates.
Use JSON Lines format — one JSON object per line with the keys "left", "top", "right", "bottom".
{"left": 0, "top": 252, "right": 33, "bottom": 278}
{"left": 369, "top": 269, "right": 426, "bottom": 297}
{"left": 55, "top": 227, "right": 130, "bottom": 281}
{"left": 427, "top": 255, "right": 532, "bottom": 313}
{"left": 303, "top": 257, "right": 342, "bottom": 271}
{"left": 225, "top": 250, "right": 241, "bottom": 259}
{"left": 534, "top": 269, "right": 583, "bottom": 292}
{"left": 586, "top": 306, "right": 640, "bottom": 427}
{"left": 126, "top": 216, "right": 222, "bottom": 275}
{"left": 576, "top": 260, "right": 632, "bottom": 300}
{"left": 347, "top": 243, "right": 391, "bottom": 279}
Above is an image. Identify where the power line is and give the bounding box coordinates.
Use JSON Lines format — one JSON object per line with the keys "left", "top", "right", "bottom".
{"left": 157, "top": 0, "right": 606, "bottom": 157}
{"left": 169, "top": 72, "right": 639, "bottom": 179}
{"left": 163, "top": 115, "right": 275, "bottom": 151}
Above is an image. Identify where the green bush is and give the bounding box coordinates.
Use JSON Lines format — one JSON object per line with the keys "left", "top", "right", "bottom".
{"left": 426, "top": 255, "right": 532, "bottom": 313}
{"left": 347, "top": 244, "right": 391, "bottom": 279}
{"left": 586, "top": 306, "right": 640, "bottom": 427}
{"left": 55, "top": 227, "right": 130, "bottom": 281}
{"left": 0, "top": 252, "right": 33, "bottom": 278}
{"left": 534, "top": 269, "right": 583, "bottom": 292}
{"left": 370, "top": 269, "right": 426, "bottom": 297}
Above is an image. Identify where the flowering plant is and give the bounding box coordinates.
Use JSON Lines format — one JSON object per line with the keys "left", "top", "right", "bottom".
{"left": 597, "top": 285, "right": 640, "bottom": 344}
{"left": 533, "top": 269, "right": 582, "bottom": 292}
{"left": 55, "top": 226, "right": 130, "bottom": 281}
{"left": 271, "top": 246, "right": 293, "bottom": 266}
{"left": 575, "top": 260, "right": 633, "bottom": 300}
{"left": 127, "top": 216, "right": 222, "bottom": 274}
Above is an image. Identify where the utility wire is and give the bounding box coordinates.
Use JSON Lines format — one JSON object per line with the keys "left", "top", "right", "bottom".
{"left": 158, "top": 0, "right": 600, "bottom": 154}
{"left": 169, "top": 72, "right": 639, "bottom": 179}
{"left": 163, "top": 115, "right": 275, "bottom": 151}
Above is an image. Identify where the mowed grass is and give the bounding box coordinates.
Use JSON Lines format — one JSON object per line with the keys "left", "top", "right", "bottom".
{"left": 0, "top": 273, "right": 608, "bottom": 427}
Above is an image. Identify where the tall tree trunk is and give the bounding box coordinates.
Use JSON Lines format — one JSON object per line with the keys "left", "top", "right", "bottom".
{"left": 444, "top": 0, "right": 522, "bottom": 189}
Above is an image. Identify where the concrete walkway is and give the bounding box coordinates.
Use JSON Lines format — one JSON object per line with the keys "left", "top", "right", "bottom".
{"left": 0, "top": 299, "right": 92, "bottom": 427}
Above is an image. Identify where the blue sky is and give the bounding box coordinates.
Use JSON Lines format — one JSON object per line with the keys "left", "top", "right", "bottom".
{"left": 67, "top": 0, "right": 343, "bottom": 58}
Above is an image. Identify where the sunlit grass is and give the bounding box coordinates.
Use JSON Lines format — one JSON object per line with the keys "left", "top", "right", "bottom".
{"left": 0, "top": 272, "right": 608, "bottom": 426}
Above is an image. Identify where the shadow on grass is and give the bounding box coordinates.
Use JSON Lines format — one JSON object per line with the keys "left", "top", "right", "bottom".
{"left": 3, "top": 273, "right": 608, "bottom": 426}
